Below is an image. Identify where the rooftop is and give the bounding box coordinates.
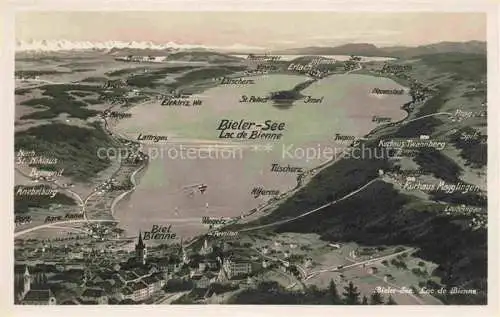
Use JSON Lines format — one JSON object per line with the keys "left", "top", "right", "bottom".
{"left": 121, "top": 286, "right": 133, "bottom": 295}
{"left": 14, "top": 264, "right": 29, "bottom": 274}
{"left": 129, "top": 281, "right": 148, "bottom": 291}
{"left": 142, "top": 275, "right": 159, "bottom": 285}
{"left": 132, "top": 267, "right": 150, "bottom": 277}
{"left": 81, "top": 288, "right": 106, "bottom": 298}
{"left": 120, "top": 271, "right": 140, "bottom": 281}
{"left": 23, "top": 289, "right": 53, "bottom": 302}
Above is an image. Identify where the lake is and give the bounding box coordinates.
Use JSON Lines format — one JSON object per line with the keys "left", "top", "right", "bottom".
{"left": 112, "top": 73, "right": 410, "bottom": 241}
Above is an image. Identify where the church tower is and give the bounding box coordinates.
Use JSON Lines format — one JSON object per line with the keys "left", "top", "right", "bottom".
{"left": 23, "top": 266, "right": 31, "bottom": 298}
{"left": 200, "top": 238, "right": 213, "bottom": 255}
{"left": 135, "top": 231, "right": 147, "bottom": 265}
{"left": 180, "top": 238, "right": 189, "bottom": 264}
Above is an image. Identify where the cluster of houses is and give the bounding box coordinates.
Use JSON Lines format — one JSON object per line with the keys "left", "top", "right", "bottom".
{"left": 468, "top": 214, "right": 487, "bottom": 230}
{"left": 408, "top": 81, "right": 434, "bottom": 103}
{"left": 15, "top": 233, "right": 258, "bottom": 305}
{"left": 343, "top": 60, "right": 359, "bottom": 72}
{"left": 15, "top": 231, "right": 125, "bottom": 262}
{"left": 377, "top": 62, "right": 434, "bottom": 104}
{"left": 123, "top": 150, "right": 148, "bottom": 166}
{"left": 304, "top": 68, "right": 331, "bottom": 79}
{"left": 258, "top": 241, "right": 311, "bottom": 277}
{"left": 379, "top": 63, "right": 412, "bottom": 79}
{"left": 96, "top": 178, "right": 120, "bottom": 193}
{"left": 440, "top": 204, "right": 487, "bottom": 230}
{"left": 67, "top": 267, "right": 167, "bottom": 304}
{"left": 96, "top": 177, "right": 132, "bottom": 193}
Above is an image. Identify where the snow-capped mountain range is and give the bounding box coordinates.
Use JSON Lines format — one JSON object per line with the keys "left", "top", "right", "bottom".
{"left": 15, "top": 39, "right": 266, "bottom": 53}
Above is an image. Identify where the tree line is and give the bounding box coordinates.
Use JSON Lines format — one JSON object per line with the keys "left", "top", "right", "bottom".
{"left": 329, "top": 279, "right": 396, "bottom": 305}
{"left": 230, "top": 279, "right": 397, "bottom": 305}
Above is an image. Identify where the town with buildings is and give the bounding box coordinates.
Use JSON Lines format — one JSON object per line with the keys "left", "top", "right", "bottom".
{"left": 14, "top": 232, "right": 263, "bottom": 304}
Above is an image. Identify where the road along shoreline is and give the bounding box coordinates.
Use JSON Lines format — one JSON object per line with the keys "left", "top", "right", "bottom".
{"left": 110, "top": 160, "right": 148, "bottom": 217}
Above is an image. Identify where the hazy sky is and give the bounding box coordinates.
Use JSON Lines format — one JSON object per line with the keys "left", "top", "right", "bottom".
{"left": 16, "top": 12, "right": 486, "bottom": 48}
